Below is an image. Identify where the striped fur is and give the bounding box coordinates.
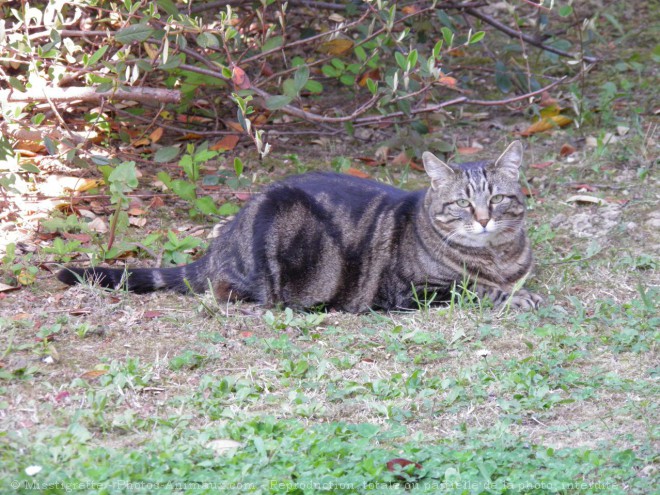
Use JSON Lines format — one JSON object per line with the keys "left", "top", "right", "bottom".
{"left": 57, "top": 141, "right": 541, "bottom": 312}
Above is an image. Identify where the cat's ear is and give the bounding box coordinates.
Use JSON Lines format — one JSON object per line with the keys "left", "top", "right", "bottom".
{"left": 423, "top": 151, "right": 455, "bottom": 189}
{"left": 492, "top": 141, "right": 523, "bottom": 179}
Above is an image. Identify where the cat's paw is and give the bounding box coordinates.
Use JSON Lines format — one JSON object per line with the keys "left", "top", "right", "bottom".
{"left": 508, "top": 289, "right": 543, "bottom": 310}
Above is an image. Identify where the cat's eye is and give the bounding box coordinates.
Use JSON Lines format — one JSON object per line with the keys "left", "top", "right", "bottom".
{"left": 490, "top": 194, "right": 505, "bottom": 204}
{"left": 455, "top": 199, "right": 470, "bottom": 208}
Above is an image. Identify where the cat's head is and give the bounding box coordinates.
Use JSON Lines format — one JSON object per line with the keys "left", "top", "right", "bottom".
{"left": 422, "top": 141, "right": 527, "bottom": 247}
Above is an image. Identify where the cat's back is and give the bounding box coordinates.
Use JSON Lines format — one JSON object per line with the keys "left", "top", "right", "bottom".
{"left": 269, "top": 171, "right": 416, "bottom": 209}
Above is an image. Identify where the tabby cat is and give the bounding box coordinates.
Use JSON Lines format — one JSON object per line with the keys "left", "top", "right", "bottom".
{"left": 58, "top": 141, "right": 542, "bottom": 312}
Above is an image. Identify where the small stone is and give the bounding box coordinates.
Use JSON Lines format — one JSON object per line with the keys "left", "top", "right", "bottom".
{"left": 626, "top": 222, "right": 637, "bottom": 231}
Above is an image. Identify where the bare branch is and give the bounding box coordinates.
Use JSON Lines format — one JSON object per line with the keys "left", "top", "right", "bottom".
{"left": 1, "top": 86, "right": 181, "bottom": 105}
{"left": 464, "top": 7, "right": 598, "bottom": 63}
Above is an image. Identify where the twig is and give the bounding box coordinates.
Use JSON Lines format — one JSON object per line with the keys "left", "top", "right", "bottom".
{"left": 353, "top": 76, "right": 567, "bottom": 125}
{"left": 1, "top": 86, "right": 181, "bottom": 105}
{"left": 464, "top": 7, "right": 598, "bottom": 63}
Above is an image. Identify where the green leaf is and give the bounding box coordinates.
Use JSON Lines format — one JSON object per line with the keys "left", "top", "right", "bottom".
{"left": 157, "top": 0, "right": 180, "bottom": 16}
{"left": 31, "top": 113, "right": 46, "bottom": 126}
{"left": 233, "top": 157, "right": 244, "bottom": 177}
{"left": 469, "top": 31, "right": 485, "bottom": 44}
{"left": 558, "top": 5, "right": 573, "bottom": 17}
{"left": 264, "top": 95, "right": 293, "bottom": 110}
{"left": 196, "top": 32, "right": 220, "bottom": 49}
{"left": 194, "top": 196, "right": 218, "bottom": 215}
{"left": 339, "top": 74, "right": 355, "bottom": 86}
{"left": 304, "top": 80, "right": 323, "bottom": 94}
{"left": 261, "top": 35, "right": 284, "bottom": 53}
{"left": 154, "top": 146, "right": 180, "bottom": 163}
{"left": 441, "top": 26, "right": 454, "bottom": 47}
{"left": 433, "top": 39, "right": 444, "bottom": 60}
{"left": 108, "top": 161, "right": 138, "bottom": 197}
{"left": 218, "top": 202, "right": 240, "bottom": 216}
{"left": 321, "top": 65, "right": 339, "bottom": 78}
{"left": 495, "top": 61, "right": 512, "bottom": 93}
{"left": 20, "top": 163, "right": 41, "bottom": 174}
{"left": 86, "top": 45, "right": 109, "bottom": 67}
{"left": 354, "top": 45, "right": 367, "bottom": 61}
{"left": 171, "top": 180, "right": 196, "bottom": 202}
{"left": 115, "top": 24, "right": 154, "bottom": 44}
{"left": 407, "top": 49, "right": 418, "bottom": 69}
{"left": 282, "top": 79, "right": 298, "bottom": 98}
{"left": 293, "top": 65, "right": 310, "bottom": 92}
{"left": 43, "top": 136, "right": 58, "bottom": 155}
{"left": 8, "top": 77, "right": 25, "bottom": 91}
{"left": 394, "top": 51, "right": 407, "bottom": 70}
{"left": 366, "top": 78, "right": 377, "bottom": 95}
{"left": 156, "top": 171, "right": 173, "bottom": 189}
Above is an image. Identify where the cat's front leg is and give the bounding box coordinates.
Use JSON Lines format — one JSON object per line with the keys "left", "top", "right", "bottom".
{"left": 477, "top": 285, "right": 543, "bottom": 310}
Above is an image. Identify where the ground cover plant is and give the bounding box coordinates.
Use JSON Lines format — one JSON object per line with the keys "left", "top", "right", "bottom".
{"left": 0, "top": 0, "right": 658, "bottom": 493}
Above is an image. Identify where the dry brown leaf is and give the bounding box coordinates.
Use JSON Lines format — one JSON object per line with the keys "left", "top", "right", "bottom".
{"left": 358, "top": 69, "right": 380, "bottom": 87}
{"left": 232, "top": 65, "right": 251, "bottom": 89}
{"left": 345, "top": 168, "right": 370, "bottom": 179}
{"left": 88, "top": 217, "right": 108, "bottom": 233}
{"left": 80, "top": 370, "right": 108, "bottom": 380}
{"left": 566, "top": 195, "right": 606, "bottom": 205}
{"left": 224, "top": 121, "right": 244, "bottom": 133}
{"left": 457, "top": 147, "right": 480, "bottom": 155}
{"left": 518, "top": 115, "right": 573, "bottom": 137}
{"left": 129, "top": 216, "right": 147, "bottom": 227}
{"left": 62, "top": 232, "right": 92, "bottom": 243}
{"left": 149, "top": 127, "right": 164, "bottom": 143}
{"left": 438, "top": 75, "right": 457, "bottom": 87}
{"left": 148, "top": 196, "right": 166, "bottom": 209}
{"left": 0, "top": 283, "right": 19, "bottom": 292}
{"left": 210, "top": 135, "right": 240, "bottom": 152}
{"left": 317, "top": 38, "right": 354, "bottom": 56}
{"left": 560, "top": 143, "right": 577, "bottom": 157}
{"left": 530, "top": 161, "right": 554, "bottom": 169}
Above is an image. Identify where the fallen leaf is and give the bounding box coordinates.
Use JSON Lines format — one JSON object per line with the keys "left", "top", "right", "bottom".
{"left": 438, "top": 75, "right": 457, "bottom": 87}
{"left": 88, "top": 217, "right": 108, "bottom": 233}
{"left": 317, "top": 38, "right": 354, "bottom": 56}
{"left": 0, "top": 283, "right": 19, "bottom": 292}
{"left": 55, "top": 391, "right": 70, "bottom": 402}
{"left": 521, "top": 187, "right": 539, "bottom": 197}
{"left": 559, "top": 143, "right": 576, "bottom": 157}
{"left": 129, "top": 216, "right": 147, "bottom": 227}
{"left": 239, "top": 331, "right": 253, "bottom": 338}
{"left": 457, "top": 147, "right": 481, "bottom": 155}
{"left": 569, "top": 183, "right": 597, "bottom": 192}
{"left": 211, "top": 135, "right": 240, "bottom": 152}
{"left": 518, "top": 115, "right": 573, "bottom": 136}
{"left": 143, "top": 310, "right": 162, "bottom": 319}
{"left": 356, "top": 157, "right": 379, "bottom": 166}
{"left": 530, "top": 161, "right": 554, "bottom": 169}
{"left": 358, "top": 69, "right": 380, "bottom": 87}
{"left": 127, "top": 207, "right": 146, "bottom": 216}
{"left": 148, "top": 196, "right": 165, "bottom": 209}
{"left": 234, "top": 192, "right": 251, "bottom": 201}
{"left": 232, "top": 65, "right": 251, "bottom": 89}
{"left": 63, "top": 232, "right": 92, "bottom": 243}
{"left": 131, "top": 137, "right": 152, "bottom": 147}
{"left": 69, "top": 309, "right": 91, "bottom": 316}
{"left": 328, "top": 13, "right": 345, "bottom": 22}
{"left": 80, "top": 369, "right": 108, "bottom": 380}
{"left": 566, "top": 195, "right": 606, "bottom": 205}
{"left": 149, "top": 127, "right": 164, "bottom": 143}
{"left": 224, "top": 121, "right": 244, "bottom": 133}
{"left": 402, "top": 5, "right": 420, "bottom": 14}
{"left": 386, "top": 458, "right": 423, "bottom": 478}
{"left": 346, "top": 168, "right": 370, "bottom": 179}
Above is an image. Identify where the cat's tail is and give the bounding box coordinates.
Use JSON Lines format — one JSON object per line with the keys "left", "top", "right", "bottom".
{"left": 56, "top": 256, "right": 210, "bottom": 294}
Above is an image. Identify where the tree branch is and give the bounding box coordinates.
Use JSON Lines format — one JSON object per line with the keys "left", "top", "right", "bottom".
{"left": 464, "top": 7, "right": 598, "bottom": 63}
{"left": 1, "top": 86, "right": 181, "bottom": 105}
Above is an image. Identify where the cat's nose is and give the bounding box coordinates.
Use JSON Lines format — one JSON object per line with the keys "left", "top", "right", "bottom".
{"left": 477, "top": 218, "right": 489, "bottom": 227}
